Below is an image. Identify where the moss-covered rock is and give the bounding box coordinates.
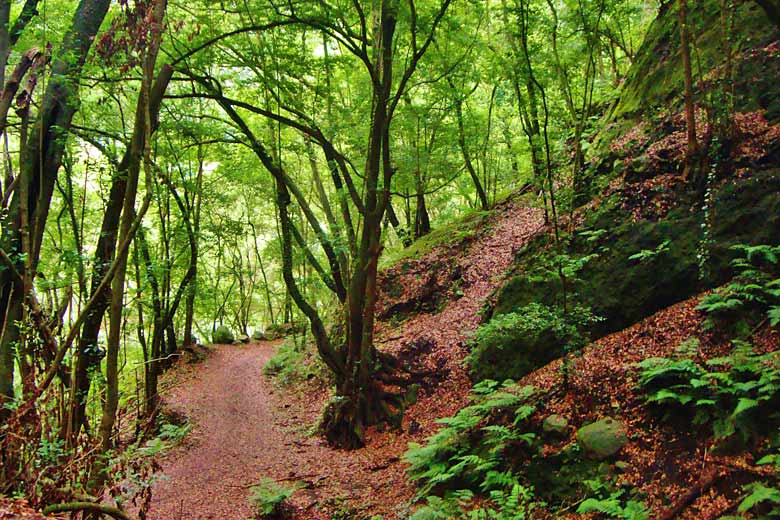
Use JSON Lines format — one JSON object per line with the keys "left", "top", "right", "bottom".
{"left": 609, "top": 1, "right": 776, "bottom": 122}
{"left": 577, "top": 417, "right": 628, "bottom": 460}
{"left": 493, "top": 170, "right": 780, "bottom": 340}
{"left": 543, "top": 414, "right": 570, "bottom": 436}
{"left": 212, "top": 325, "right": 235, "bottom": 344}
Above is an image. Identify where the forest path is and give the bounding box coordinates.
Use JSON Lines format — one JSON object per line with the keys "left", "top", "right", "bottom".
{"left": 147, "top": 200, "right": 546, "bottom": 520}
{"left": 147, "top": 340, "right": 337, "bottom": 520}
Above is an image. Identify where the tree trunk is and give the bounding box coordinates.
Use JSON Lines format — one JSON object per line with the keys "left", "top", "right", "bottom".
{"left": 99, "top": 0, "right": 167, "bottom": 450}
{"left": 678, "top": 0, "right": 699, "bottom": 181}
{"left": 65, "top": 66, "right": 172, "bottom": 444}
{"left": 0, "top": 0, "right": 111, "bottom": 421}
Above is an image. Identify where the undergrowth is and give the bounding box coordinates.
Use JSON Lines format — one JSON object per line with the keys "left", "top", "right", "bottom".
{"left": 381, "top": 209, "right": 494, "bottom": 268}
{"left": 249, "top": 478, "right": 299, "bottom": 518}
{"left": 264, "top": 339, "right": 328, "bottom": 387}
{"left": 468, "top": 303, "right": 600, "bottom": 382}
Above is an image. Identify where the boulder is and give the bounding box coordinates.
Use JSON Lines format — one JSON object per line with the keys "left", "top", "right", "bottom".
{"left": 237, "top": 334, "right": 250, "bottom": 344}
{"left": 543, "top": 414, "right": 569, "bottom": 436}
{"left": 212, "top": 325, "right": 235, "bottom": 344}
{"left": 576, "top": 417, "right": 627, "bottom": 459}
{"left": 251, "top": 329, "right": 267, "bottom": 341}
{"left": 265, "top": 322, "right": 305, "bottom": 340}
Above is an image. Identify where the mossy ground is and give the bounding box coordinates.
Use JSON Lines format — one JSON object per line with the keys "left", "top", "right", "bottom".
{"left": 381, "top": 208, "right": 495, "bottom": 269}
{"left": 490, "top": 168, "right": 780, "bottom": 364}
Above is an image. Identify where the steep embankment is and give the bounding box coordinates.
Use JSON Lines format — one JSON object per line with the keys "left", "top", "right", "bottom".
{"left": 518, "top": 297, "right": 780, "bottom": 519}
{"left": 147, "top": 200, "right": 544, "bottom": 519}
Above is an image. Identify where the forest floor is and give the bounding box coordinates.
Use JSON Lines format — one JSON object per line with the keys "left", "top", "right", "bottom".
{"left": 146, "top": 200, "right": 546, "bottom": 520}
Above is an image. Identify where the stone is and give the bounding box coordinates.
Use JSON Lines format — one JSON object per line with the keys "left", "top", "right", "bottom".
{"left": 237, "top": 334, "right": 250, "bottom": 344}
{"left": 212, "top": 325, "right": 235, "bottom": 344}
{"left": 576, "top": 417, "right": 628, "bottom": 459}
{"left": 614, "top": 461, "right": 631, "bottom": 473}
{"left": 251, "top": 329, "right": 266, "bottom": 341}
{"left": 543, "top": 414, "right": 569, "bottom": 435}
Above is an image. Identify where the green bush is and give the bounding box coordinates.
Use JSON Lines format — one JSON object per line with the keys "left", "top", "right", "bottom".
{"left": 264, "top": 340, "right": 326, "bottom": 387}
{"left": 249, "top": 478, "right": 298, "bottom": 518}
{"left": 212, "top": 325, "right": 235, "bottom": 344}
{"left": 636, "top": 340, "right": 780, "bottom": 443}
{"left": 697, "top": 244, "right": 780, "bottom": 333}
{"left": 468, "top": 303, "right": 599, "bottom": 382}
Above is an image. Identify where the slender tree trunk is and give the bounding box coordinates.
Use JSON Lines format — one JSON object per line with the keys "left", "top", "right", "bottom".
{"left": 65, "top": 66, "right": 172, "bottom": 444}
{"left": 99, "top": 0, "right": 167, "bottom": 450}
{"left": 449, "top": 81, "right": 489, "bottom": 211}
{"left": 183, "top": 149, "right": 203, "bottom": 348}
{"left": 678, "top": 0, "right": 699, "bottom": 181}
{"left": 0, "top": 0, "right": 111, "bottom": 421}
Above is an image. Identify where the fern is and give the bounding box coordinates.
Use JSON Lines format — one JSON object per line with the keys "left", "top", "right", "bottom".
{"left": 697, "top": 244, "right": 780, "bottom": 331}
{"left": 737, "top": 483, "right": 780, "bottom": 517}
{"left": 636, "top": 340, "right": 780, "bottom": 442}
{"left": 249, "top": 478, "right": 298, "bottom": 517}
{"left": 405, "top": 381, "right": 541, "bottom": 515}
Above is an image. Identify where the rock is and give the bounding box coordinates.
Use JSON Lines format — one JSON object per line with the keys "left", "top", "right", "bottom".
{"left": 543, "top": 414, "right": 569, "bottom": 436}
{"left": 251, "top": 329, "right": 266, "bottom": 341}
{"left": 265, "top": 322, "right": 305, "bottom": 340}
{"left": 212, "top": 325, "right": 235, "bottom": 344}
{"left": 577, "top": 417, "right": 628, "bottom": 460}
{"left": 237, "top": 334, "right": 250, "bottom": 344}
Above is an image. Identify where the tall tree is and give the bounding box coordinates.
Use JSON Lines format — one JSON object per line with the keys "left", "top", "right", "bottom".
{"left": 0, "top": 0, "right": 112, "bottom": 419}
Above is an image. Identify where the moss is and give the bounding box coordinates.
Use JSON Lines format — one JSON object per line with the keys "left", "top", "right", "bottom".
{"left": 610, "top": 1, "right": 774, "bottom": 122}
{"left": 493, "top": 169, "right": 780, "bottom": 339}
{"left": 381, "top": 209, "right": 494, "bottom": 268}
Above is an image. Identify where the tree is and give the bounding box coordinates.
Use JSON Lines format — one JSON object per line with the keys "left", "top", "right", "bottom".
{"left": 0, "top": 0, "right": 112, "bottom": 420}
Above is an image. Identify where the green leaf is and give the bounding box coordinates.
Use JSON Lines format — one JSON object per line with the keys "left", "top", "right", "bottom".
{"left": 731, "top": 397, "right": 759, "bottom": 418}
{"left": 738, "top": 483, "right": 780, "bottom": 513}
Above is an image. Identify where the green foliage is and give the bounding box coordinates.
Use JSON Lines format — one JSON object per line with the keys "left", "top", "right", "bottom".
{"left": 264, "top": 340, "right": 327, "bottom": 387}
{"left": 410, "top": 482, "right": 539, "bottom": 520}
{"left": 35, "top": 438, "right": 69, "bottom": 469}
{"left": 249, "top": 478, "right": 298, "bottom": 518}
{"left": 404, "top": 381, "right": 541, "bottom": 518}
{"left": 575, "top": 476, "right": 649, "bottom": 519}
{"left": 737, "top": 483, "right": 780, "bottom": 517}
{"left": 628, "top": 239, "right": 671, "bottom": 263}
{"left": 577, "top": 494, "right": 649, "bottom": 519}
{"left": 468, "top": 303, "right": 600, "bottom": 381}
{"left": 636, "top": 340, "right": 780, "bottom": 443}
{"left": 697, "top": 244, "right": 780, "bottom": 332}
{"left": 138, "top": 422, "right": 191, "bottom": 456}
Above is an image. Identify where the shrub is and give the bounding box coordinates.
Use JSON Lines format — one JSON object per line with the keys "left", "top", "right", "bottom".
{"left": 468, "top": 303, "right": 599, "bottom": 381}
{"left": 264, "top": 340, "right": 327, "bottom": 386}
{"left": 249, "top": 478, "right": 298, "bottom": 518}
{"left": 697, "top": 244, "right": 780, "bottom": 333}
{"left": 212, "top": 325, "right": 235, "bottom": 344}
{"left": 636, "top": 340, "right": 780, "bottom": 443}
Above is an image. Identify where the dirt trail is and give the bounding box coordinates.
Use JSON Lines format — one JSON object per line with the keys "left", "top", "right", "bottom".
{"left": 148, "top": 202, "right": 545, "bottom": 519}
{"left": 148, "top": 342, "right": 288, "bottom": 520}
